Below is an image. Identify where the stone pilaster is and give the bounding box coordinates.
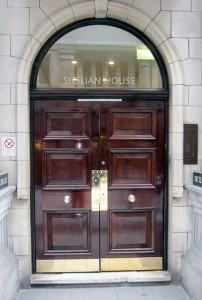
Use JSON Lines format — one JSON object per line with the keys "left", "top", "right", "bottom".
{"left": 182, "top": 185, "right": 202, "bottom": 300}
{"left": 0, "top": 186, "right": 19, "bottom": 300}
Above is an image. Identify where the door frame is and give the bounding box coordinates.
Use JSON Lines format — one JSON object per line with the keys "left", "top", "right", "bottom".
{"left": 30, "top": 18, "right": 169, "bottom": 273}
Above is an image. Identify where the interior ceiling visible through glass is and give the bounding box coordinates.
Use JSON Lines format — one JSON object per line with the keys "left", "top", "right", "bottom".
{"left": 37, "top": 25, "right": 163, "bottom": 89}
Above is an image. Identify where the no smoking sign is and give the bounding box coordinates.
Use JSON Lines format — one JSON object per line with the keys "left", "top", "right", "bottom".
{"left": 2, "top": 137, "right": 16, "bottom": 157}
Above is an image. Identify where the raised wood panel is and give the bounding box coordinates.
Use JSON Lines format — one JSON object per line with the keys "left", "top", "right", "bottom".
{"left": 42, "top": 191, "right": 91, "bottom": 210}
{"left": 43, "top": 109, "right": 91, "bottom": 140}
{"left": 109, "top": 149, "right": 156, "bottom": 189}
{"left": 109, "top": 210, "right": 154, "bottom": 252}
{"left": 42, "top": 150, "right": 91, "bottom": 190}
{"left": 109, "top": 109, "right": 157, "bottom": 140}
{"left": 45, "top": 211, "right": 90, "bottom": 254}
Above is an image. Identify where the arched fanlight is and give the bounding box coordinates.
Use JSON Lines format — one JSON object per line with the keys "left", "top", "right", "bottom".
{"left": 34, "top": 21, "right": 166, "bottom": 90}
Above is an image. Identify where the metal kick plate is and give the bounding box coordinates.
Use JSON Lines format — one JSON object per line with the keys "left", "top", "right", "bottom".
{"left": 36, "top": 257, "right": 162, "bottom": 273}
{"left": 101, "top": 257, "right": 162, "bottom": 271}
{"left": 36, "top": 259, "right": 99, "bottom": 273}
{"left": 91, "top": 170, "right": 108, "bottom": 211}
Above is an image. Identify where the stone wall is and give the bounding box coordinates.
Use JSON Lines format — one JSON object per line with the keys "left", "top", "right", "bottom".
{"left": 0, "top": 0, "right": 202, "bottom": 284}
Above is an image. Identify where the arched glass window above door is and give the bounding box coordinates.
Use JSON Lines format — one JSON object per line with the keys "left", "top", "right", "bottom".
{"left": 36, "top": 25, "right": 163, "bottom": 89}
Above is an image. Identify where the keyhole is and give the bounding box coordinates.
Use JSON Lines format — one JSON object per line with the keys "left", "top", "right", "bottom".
{"left": 94, "top": 177, "right": 99, "bottom": 185}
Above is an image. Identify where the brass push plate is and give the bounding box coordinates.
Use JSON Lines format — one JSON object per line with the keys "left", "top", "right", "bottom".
{"left": 91, "top": 170, "right": 108, "bottom": 211}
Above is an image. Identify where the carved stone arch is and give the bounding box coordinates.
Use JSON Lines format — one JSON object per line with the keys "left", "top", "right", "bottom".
{"left": 16, "top": 1, "right": 183, "bottom": 200}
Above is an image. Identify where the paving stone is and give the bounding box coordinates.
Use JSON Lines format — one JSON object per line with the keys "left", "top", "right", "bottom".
{"left": 16, "top": 285, "right": 191, "bottom": 300}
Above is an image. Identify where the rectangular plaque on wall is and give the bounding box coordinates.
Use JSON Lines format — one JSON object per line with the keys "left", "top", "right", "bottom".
{"left": 193, "top": 172, "right": 202, "bottom": 187}
{"left": 183, "top": 124, "right": 198, "bottom": 164}
{"left": 0, "top": 173, "right": 8, "bottom": 190}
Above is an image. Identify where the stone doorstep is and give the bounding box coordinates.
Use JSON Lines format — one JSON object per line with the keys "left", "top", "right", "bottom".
{"left": 31, "top": 271, "right": 171, "bottom": 285}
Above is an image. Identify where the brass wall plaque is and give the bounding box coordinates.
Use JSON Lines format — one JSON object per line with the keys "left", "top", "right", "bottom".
{"left": 183, "top": 124, "right": 198, "bottom": 164}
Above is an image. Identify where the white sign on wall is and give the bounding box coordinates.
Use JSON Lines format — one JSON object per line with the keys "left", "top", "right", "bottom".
{"left": 2, "top": 137, "right": 16, "bottom": 157}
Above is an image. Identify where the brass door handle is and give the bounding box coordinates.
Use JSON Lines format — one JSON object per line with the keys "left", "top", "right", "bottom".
{"left": 128, "top": 194, "right": 136, "bottom": 203}
{"left": 64, "top": 195, "right": 72, "bottom": 204}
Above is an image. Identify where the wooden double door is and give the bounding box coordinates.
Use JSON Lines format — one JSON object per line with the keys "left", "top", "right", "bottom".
{"left": 33, "top": 98, "right": 166, "bottom": 273}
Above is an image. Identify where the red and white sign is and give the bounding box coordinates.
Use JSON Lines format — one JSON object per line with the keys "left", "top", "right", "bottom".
{"left": 2, "top": 137, "right": 16, "bottom": 157}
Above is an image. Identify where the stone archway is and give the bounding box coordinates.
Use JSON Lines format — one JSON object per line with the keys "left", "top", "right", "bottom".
{"left": 16, "top": 0, "right": 184, "bottom": 278}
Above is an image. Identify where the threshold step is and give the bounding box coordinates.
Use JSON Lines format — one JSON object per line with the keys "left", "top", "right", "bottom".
{"left": 31, "top": 271, "right": 171, "bottom": 285}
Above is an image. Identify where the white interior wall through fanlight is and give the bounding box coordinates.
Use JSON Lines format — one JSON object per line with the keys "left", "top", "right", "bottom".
{"left": 58, "top": 25, "right": 140, "bottom": 45}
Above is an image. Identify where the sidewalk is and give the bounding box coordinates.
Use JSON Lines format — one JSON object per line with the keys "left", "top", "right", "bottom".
{"left": 16, "top": 285, "right": 190, "bottom": 300}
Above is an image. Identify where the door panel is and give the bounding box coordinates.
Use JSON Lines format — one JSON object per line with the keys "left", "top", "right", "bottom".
{"left": 45, "top": 211, "right": 90, "bottom": 252}
{"left": 108, "top": 149, "right": 156, "bottom": 188}
{"left": 33, "top": 99, "right": 165, "bottom": 272}
{"left": 109, "top": 210, "right": 154, "bottom": 251}
{"left": 109, "top": 109, "right": 157, "bottom": 140}
{"left": 43, "top": 150, "right": 91, "bottom": 189}
{"left": 43, "top": 109, "right": 91, "bottom": 140}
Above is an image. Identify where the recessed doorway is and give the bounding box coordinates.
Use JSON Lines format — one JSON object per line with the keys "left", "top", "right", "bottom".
{"left": 30, "top": 19, "right": 169, "bottom": 273}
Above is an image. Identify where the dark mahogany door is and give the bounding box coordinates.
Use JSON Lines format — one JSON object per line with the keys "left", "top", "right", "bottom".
{"left": 99, "top": 100, "right": 165, "bottom": 271}
{"left": 34, "top": 100, "right": 100, "bottom": 272}
{"left": 33, "top": 99, "right": 165, "bottom": 273}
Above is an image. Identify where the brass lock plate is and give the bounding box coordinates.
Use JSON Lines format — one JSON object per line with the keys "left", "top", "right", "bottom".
{"left": 99, "top": 170, "right": 108, "bottom": 211}
{"left": 91, "top": 170, "right": 108, "bottom": 211}
{"left": 91, "top": 170, "right": 100, "bottom": 211}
